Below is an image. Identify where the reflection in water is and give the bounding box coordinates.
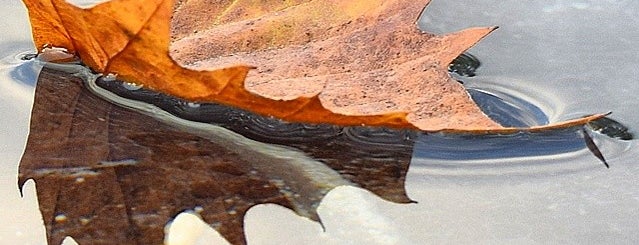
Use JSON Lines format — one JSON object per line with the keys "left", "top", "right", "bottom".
{"left": 95, "top": 77, "right": 417, "bottom": 161}
{"left": 415, "top": 129, "right": 584, "bottom": 160}
{"left": 423, "top": 52, "right": 633, "bottom": 171}
{"left": 448, "top": 52, "right": 481, "bottom": 77}
{"left": 9, "top": 62, "right": 40, "bottom": 87}
{"left": 412, "top": 127, "right": 632, "bottom": 177}
{"left": 581, "top": 127, "right": 608, "bottom": 168}
{"left": 450, "top": 53, "right": 548, "bottom": 127}
{"left": 95, "top": 75, "right": 417, "bottom": 203}
{"left": 0, "top": 50, "right": 40, "bottom": 102}
{"left": 19, "top": 65, "right": 416, "bottom": 245}
{"left": 16, "top": 52, "right": 633, "bottom": 244}
{"left": 467, "top": 88, "right": 548, "bottom": 127}
{"left": 450, "top": 52, "right": 633, "bottom": 140}
{"left": 587, "top": 117, "right": 634, "bottom": 140}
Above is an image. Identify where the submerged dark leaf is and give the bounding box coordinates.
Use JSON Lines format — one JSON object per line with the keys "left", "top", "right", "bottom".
{"left": 581, "top": 127, "right": 609, "bottom": 168}
{"left": 19, "top": 67, "right": 414, "bottom": 245}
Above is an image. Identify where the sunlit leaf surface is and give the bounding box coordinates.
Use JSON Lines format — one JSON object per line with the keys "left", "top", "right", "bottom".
{"left": 18, "top": 0, "right": 610, "bottom": 244}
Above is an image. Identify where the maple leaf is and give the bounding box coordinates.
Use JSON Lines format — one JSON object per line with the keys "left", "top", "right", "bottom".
{"left": 18, "top": 0, "right": 612, "bottom": 244}
{"left": 17, "top": 65, "right": 611, "bottom": 245}
{"left": 22, "top": 0, "right": 605, "bottom": 132}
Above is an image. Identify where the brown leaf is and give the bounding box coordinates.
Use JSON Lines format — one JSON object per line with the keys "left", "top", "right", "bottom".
{"left": 18, "top": 0, "right": 610, "bottom": 244}
{"left": 23, "top": 0, "right": 604, "bottom": 132}
{"left": 19, "top": 67, "right": 415, "bottom": 244}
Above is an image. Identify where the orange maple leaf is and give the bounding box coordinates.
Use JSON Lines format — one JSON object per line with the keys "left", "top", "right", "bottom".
{"left": 23, "top": 0, "right": 605, "bottom": 132}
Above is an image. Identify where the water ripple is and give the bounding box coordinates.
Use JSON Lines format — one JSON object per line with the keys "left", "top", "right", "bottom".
{"left": 95, "top": 77, "right": 414, "bottom": 148}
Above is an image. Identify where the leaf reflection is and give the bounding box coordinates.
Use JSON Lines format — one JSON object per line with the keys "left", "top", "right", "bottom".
{"left": 19, "top": 67, "right": 415, "bottom": 245}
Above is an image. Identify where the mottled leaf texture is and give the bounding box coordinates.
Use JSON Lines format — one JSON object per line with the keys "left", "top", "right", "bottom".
{"left": 19, "top": 0, "right": 610, "bottom": 244}
{"left": 22, "top": 0, "right": 604, "bottom": 131}
{"left": 19, "top": 67, "right": 415, "bottom": 244}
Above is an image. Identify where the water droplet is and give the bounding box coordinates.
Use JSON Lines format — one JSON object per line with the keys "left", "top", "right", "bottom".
{"left": 54, "top": 214, "right": 68, "bottom": 223}
{"left": 121, "top": 82, "right": 142, "bottom": 90}
{"left": 210, "top": 222, "right": 221, "bottom": 228}
{"left": 79, "top": 217, "right": 90, "bottom": 225}
{"left": 103, "top": 73, "right": 118, "bottom": 82}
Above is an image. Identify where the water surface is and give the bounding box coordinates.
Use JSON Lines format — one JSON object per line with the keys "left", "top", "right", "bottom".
{"left": 1, "top": 0, "right": 638, "bottom": 244}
